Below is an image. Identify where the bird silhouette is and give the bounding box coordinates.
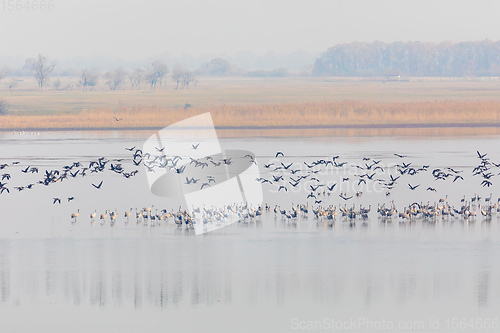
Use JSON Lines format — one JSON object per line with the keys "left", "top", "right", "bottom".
{"left": 482, "top": 180, "right": 492, "bottom": 187}
{"left": 278, "top": 186, "right": 288, "bottom": 192}
{"left": 327, "top": 184, "right": 337, "bottom": 191}
{"left": 92, "top": 181, "right": 103, "bottom": 189}
{"left": 477, "top": 151, "right": 487, "bottom": 159}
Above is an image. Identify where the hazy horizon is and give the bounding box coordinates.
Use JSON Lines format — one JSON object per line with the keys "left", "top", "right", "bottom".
{"left": 1, "top": 0, "right": 500, "bottom": 61}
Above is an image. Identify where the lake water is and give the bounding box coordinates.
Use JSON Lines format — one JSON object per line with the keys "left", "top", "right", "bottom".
{"left": 1, "top": 128, "right": 500, "bottom": 332}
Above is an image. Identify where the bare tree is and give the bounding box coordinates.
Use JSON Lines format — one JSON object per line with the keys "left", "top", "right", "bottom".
{"left": 0, "top": 99, "right": 8, "bottom": 115}
{"left": 181, "top": 70, "right": 196, "bottom": 89}
{"left": 80, "top": 70, "right": 99, "bottom": 91}
{"left": 171, "top": 65, "right": 184, "bottom": 90}
{"left": 129, "top": 68, "right": 144, "bottom": 90}
{"left": 171, "top": 65, "right": 196, "bottom": 90}
{"left": 29, "top": 54, "right": 56, "bottom": 89}
{"left": 103, "top": 68, "right": 126, "bottom": 90}
{"left": 52, "top": 78, "right": 61, "bottom": 90}
{"left": 0, "top": 67, "right": 9, "bottom": 83}
{"left": 145, "top": 60, "right": 168, "bottom": 90}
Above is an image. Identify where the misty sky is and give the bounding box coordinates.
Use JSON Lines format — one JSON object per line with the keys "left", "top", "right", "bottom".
{"left": 1, "top": 0, "right": 500, "bottom": 60}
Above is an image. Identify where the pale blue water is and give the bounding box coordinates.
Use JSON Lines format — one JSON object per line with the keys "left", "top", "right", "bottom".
{"left": 1, "top": 130, "right": 500, "bottom": 332}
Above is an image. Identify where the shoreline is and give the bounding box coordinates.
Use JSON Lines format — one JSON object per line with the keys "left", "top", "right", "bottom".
{"left": 2, "top": 122, "right": 500, "bottom": 132}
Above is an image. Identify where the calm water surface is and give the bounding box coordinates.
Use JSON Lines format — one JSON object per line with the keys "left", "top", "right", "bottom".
{"left": 1, "top": 129, "right": 500, "bottom": 333}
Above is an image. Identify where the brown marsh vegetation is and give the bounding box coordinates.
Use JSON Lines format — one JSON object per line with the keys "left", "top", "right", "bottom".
{"left": 1, "top": 77, "right": 500, "bottom": 130}
{"left": 1, "top": 100, "right": 500, "bottom": 130}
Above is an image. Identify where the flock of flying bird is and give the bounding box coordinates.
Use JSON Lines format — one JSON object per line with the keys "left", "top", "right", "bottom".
{"left": 1, "top": 143, "right": 500, "bottom": 227}
{"left": 0, "top": 149, "right": 142, "bottom": 201}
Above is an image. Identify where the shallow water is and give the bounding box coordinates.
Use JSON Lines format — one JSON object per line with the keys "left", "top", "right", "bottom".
{"left": 1, "top": 129, "right": 500, "bottom": 332}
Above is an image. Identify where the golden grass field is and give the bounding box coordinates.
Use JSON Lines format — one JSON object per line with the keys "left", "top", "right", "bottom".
{"left": 1, "top": 76, "right": 500, "bottom": 130}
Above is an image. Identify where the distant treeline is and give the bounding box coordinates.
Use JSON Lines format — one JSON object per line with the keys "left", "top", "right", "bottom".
{"left": 313, "top": 40, "right": 500, "bottom": 77}
{"left": 3, "top": 41, "right": 500, "bottom": 84}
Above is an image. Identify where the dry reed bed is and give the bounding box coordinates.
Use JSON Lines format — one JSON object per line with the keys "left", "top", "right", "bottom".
{"left": 0, "top": 100, "right": 499, "bottom": 129}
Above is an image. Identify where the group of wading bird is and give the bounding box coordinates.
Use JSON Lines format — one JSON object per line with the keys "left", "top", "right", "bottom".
{"left": 1, "top": 144, "right": 500, "bottom": 226}
{"left": 260, "top": 149, "right": 500, "bottom": 222}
